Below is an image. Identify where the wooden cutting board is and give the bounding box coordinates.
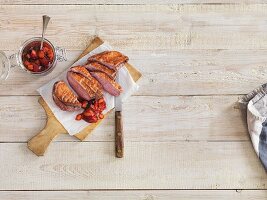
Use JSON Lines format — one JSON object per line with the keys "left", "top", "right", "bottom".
{"left": 27, "top": 37, "right": 142, "bottom": 156}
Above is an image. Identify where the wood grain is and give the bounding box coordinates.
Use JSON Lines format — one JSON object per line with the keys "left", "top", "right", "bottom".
{"left": 27, "top": 98, "right": 67, "bottom": 156}
{"left": 2, "top": 49, "right": 267, "bottom": 96}
{"left": 0, "top": 1, "right": 267, "bottom": 196}
{"left": 0, "top": 0, "right": 265, "bottom": 4}
{"left": 115, "top": 111, "right": 124, "bottom": 158}
{"left": 0, "top": 95, "right": 247, "bottom": 142}
{"left": 0, "top": 141, "right": 266, "bottom": 190}
{"left": 0, "top": 190, "right": 267, "bottom": 200}
{"left": 0, "top": 5, "right": 267, "bottom": 51}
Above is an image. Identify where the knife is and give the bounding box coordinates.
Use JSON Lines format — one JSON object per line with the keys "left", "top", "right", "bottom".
{"left": 115, "top": 72, "right": 124, "bottom": 158}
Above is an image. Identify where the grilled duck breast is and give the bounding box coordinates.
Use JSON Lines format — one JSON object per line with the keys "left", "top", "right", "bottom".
{"left": 68, "top": 66, "right": 103, "bottom": 100}
{"left": 67, "top": 72, "right": 96, "bottom": 101}
{"left": 52, "top": 81, "right": 81, "bottom": 111}
{"left": 87, "top": 51, "right": 128, "bottom": 71}
{"left": 70, "top": 66, "right": 103, "bottom": 92}
{"left": 90, "top": 71, "right": 122, "bottom": 96}
{"left": 85, "top": 62, "right": 116, "bottom": 79}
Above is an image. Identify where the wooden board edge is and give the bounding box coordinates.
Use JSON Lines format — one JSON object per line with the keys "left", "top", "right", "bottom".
{"left": 75, "top": 36, "right": 104, "bottom": 62}
{"left": 38, "top": 97, "right": 66, "bottom": 133}
{"left": 74, "top": 110, "right": 112, "bottom": 140}
{"left": 126, "top": 63, "right": 142, "bottom": 82}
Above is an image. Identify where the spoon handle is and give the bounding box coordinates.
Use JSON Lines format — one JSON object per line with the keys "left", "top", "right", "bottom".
{"left": 40, "top": 15, "right": 50, "bottom": 50}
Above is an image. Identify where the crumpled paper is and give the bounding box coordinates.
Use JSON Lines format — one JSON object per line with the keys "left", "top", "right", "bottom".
{"left": 38, "top": 42, "right": 139, "bottom": 135}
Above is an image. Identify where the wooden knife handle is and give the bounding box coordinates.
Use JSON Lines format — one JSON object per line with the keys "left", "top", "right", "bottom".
{"left": 115, "top": 111, "right": 124, "bottom": 158}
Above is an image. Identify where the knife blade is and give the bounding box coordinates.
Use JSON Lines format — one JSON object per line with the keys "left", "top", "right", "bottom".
{"left": 115, "top": 72, "right": 124, "bottom": 158}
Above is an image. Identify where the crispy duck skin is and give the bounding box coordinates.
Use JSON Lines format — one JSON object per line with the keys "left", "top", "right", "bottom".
{"left": 52, "top": 81, "right": 81, "bottom": 111}
{"left": 67, "top": 71, "right": 103, "bottom": 101}
{"left": 87, "top": 51, "right": 128, "bottom": 71}
{"left": 67, "top": 71, "right": 95, "bottom": 101}
{"left": 70, "top": 66, "right": 103, "bottom": 99}
{"left": 90, "top": 71, "right": 122, "bottom": 96}
{"left": 85, "top": 62, "right": 116, "bottom": 79}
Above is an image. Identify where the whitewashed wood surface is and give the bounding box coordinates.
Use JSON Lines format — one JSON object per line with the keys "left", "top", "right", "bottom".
{"left": 0, "top": 1, "right": 267, "bottom": 199}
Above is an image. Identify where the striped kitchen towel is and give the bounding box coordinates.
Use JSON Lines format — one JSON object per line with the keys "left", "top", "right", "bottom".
{"left": 239, "top": 83, "right": 267, "bottom": 170}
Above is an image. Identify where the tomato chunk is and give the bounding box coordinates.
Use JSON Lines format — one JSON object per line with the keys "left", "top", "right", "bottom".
{"left": 75, "top": 114, "right": 83, "bottom": 121}
{"left": 79, "top": 98, "right": 106, "bottom": 124}
{"left": 38, "top": 50, "right": 45, "bottom": 59}
{"left": 81, "top": 101, "right": 88, "bottom": 109}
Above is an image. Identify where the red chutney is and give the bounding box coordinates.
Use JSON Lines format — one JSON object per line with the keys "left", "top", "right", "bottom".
{"left": 22, "top": 41, "right": 54, "bottom": 72}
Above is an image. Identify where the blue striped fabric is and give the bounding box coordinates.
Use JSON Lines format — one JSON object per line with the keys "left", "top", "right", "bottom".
{"left": 239, "top": 84, "right": 267, "bottom": 170}
{"left": 259, "top": 121, "right": 267, "bottom": 170}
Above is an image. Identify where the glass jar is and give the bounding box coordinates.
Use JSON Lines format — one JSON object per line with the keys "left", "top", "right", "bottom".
{"left": 0, "top": 37, "right": 67, "bottom": 81}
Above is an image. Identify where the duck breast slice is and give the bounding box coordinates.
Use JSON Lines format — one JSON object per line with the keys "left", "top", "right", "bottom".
{"left": 85, "top": 62, "right": 116, "bottom": 79}
{"left": 70, "top": 66, "right": 103, "bottom": 98}
{"left": 90, "top": 71, "right": 122, "bottom": 97}
{"left": 67, "top": 71, "right": 102, "bottom": 101}
{"left": 87, "top": 51, "right": 128, "bottom": 71}
{"left": 52, "top": 81, "right": 81, "bottom": 111}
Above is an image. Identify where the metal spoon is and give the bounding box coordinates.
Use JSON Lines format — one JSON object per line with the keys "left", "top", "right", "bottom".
{"left": 40, "top": 15, "right": 50, "bottom": 50}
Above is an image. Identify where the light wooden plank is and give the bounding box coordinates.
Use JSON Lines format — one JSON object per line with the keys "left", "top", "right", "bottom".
{"left": 0, "top": 0, "right": 266, "bottom": 5}
{"left": 0, "top": 141, "right": 266, "bottom": 189}
{"left": 2, "top": 49, "right": 267, "bottom": 96}
{"left": 0, "top": 5, "right": 267, "bottom": 50}
{"left": 0, "top": 190, "right": 267, "bottom": 200}
{"left": 0, "top": 95, "right": 247, "bottom": 142}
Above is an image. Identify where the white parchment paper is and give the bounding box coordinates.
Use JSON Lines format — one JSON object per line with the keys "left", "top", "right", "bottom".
{"left": 38, "top": 42, "right": 139, "bottom": 135}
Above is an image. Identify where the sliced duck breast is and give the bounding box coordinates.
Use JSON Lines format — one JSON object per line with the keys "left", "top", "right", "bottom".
{"left": 70, "top": 66, "right": 103, "bottom": 98}
{"left": 67, "top": 71, "right": 95, "bottom": 101}
{"left": 87, "top": 51, "right": 128, "bottom": 71}
{"left": 52, "top": 81, "right": 81, "bottom": 111}
{"left": 85, "top": 62, "right": 116, "bottom": 79}
{"left": 90, "top": 71, "right": 122, "bottom": 96}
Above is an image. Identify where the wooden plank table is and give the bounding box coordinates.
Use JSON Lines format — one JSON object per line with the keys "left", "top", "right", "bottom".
{"left": 0, "top": 1, "right": 267, "bottom": 199}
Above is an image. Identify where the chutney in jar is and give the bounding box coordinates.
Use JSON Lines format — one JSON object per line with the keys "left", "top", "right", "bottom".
{"left": 22, "top": 41, "right": 54, "bottom": 72}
